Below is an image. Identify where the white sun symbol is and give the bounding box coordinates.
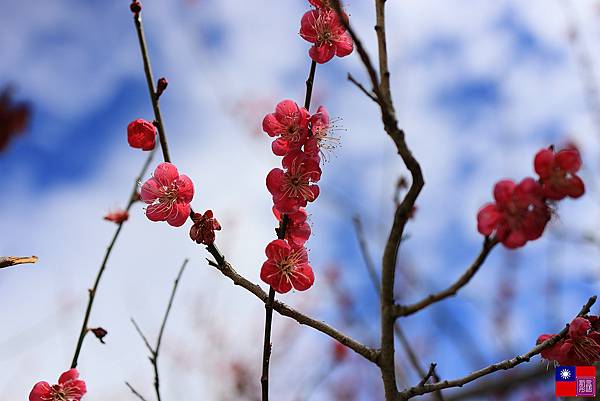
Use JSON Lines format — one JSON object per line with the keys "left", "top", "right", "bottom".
{"left": 560, "top": 369, "right": 572, "bottom": 380}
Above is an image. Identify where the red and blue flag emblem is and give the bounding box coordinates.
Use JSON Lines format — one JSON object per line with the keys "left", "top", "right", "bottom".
{"left": 555, "top": 366, "right": 596, "bottom": 397}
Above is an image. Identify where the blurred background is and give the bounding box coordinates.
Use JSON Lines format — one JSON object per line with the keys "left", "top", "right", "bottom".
{"left": 1, "top": 0, "right": 599, "bottom": 400}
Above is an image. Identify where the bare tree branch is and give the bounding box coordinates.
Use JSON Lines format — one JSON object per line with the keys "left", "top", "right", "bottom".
{"left": 394, "top": 237, "right": 498, "bottom": 318}
{"left": 0, "top": 256, "right": 38, "bottom": 269}
{"left": 205, "top": 250, "right": 380, "bottom": 364}
{"left": 443, "top": 366, "right": 548, "bottom": 401}
{"left": 398, "top": 295, "right": 597, "bottom": 400}
{"left": 126, "top": 381, "right": 149, "bottom": 401}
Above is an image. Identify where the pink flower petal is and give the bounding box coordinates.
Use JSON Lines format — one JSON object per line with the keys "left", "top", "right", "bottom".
{"left": 334, "top": 32, "right": 353, "bottom": 57}
{"left": 29, "top": 382, "right": 51, "bottom": 401}
{"left": 153, "top": 162, "right": 179, "bottom": 186}
{"left": 166, "top": 203, "right": 190, "bottom": 227}
{"left": 262, "top": 113, "right": 283, "bottom": 137}
{"left": 556, "top": 149, "right": 582, "bottom": 173}
{"left": 476, "top": 204, "right": 500, "bottom": 236}
{"left": 534, "top": 148, "right": 554, "bottom": 178}
{"left": 175, "top": 174, "right": 194, "bottom": 203}
{"left": 140, "top": 178, "right": 161, "bottom": 203}
{"left": 291, "top": 264, "right": 315, "bottom": 291}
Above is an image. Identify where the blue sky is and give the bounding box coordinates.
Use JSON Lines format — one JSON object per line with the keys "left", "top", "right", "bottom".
{"left": 1, "top": 0, "right": 600, "bottom": 400}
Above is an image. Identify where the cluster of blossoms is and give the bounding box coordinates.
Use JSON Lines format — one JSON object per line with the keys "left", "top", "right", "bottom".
{"left": 477, "top": 146, "right": 584, "bottom": 248}
{"left": 259, "top": 0, "right": 353, "bottom": 294}
{"left": 300, "top": 0, "right": 353, "bottom": 64}
{"left": 29, "top": 369, "right": 86, "bottom": 401}
{"left": 538, "top": 315, "right": 600, "bottom": 365}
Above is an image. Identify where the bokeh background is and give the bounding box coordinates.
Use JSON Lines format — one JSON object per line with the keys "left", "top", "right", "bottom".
{"left": 1, "top": 0, "right": 599, "bottom": 400}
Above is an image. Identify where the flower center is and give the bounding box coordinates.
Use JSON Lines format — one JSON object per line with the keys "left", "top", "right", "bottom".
{"left": 51, "top": 385, "right": 67, "bottom": 401}
{"left": 283, "top": 171, "right": 314, "bottom": 201}
{"left": 283, "top": 124, "right": 301, "bottom": 143}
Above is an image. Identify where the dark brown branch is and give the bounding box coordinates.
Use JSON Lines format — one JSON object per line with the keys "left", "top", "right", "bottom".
{"left": 71, "top": 149, "right": 155, "bottom": 368}
{"left": 353, "top": 216, "right": 444, "bottom": 401}
{"left": 132, "top": 8, "right": 171, "bottom": 163}
{"left": 443, "top": 366, "right": 547, "bottom": 401}
{"left": 261, "top": 288, "right": 276, "bottom": 401}
{"left": 0, "top": 255, "right": 38, "bottom": 269}
{"left": 131, "top": 318, "right": 153, "bottom": 354}
{"left": 347, "top": 74, "right": 379, "bottom": 104}
{"left": 204, "top": 250, "right": 380, "bottom": 364}
{"left": 418, "top": 364, "right": 438, "bottom": 387}
{"left": 129, "top": 260, "right": 188, "bottom": 401}
{"left": 394, "top": 237, "right": 498, "bottom": 318}
{"left": 304, "top": 60, "right": 317, "bottom": 110}
{"left": 331, "top": 0, "right": 426, "bottom": 397}
{"left": 126, "top": 381, "right": 149, "bottom": 401}
{"left": 399, "top": 295, "right": 597, "bottom": 400}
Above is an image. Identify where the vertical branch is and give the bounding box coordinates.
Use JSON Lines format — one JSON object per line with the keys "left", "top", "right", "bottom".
{"left": 260, "top": 288, "right": 276, "bottom": 401}
{"left": 353, "top": 217, "right": 444, "bottom": 401}
{"left": 132, "top": 4, "right": 171, "bottom": 163}
{"left": 71, "top": 150, "right": 155, "bottom": 368}
{"left": 261, "top": 58, "right": 318, "bottom": 401}
{"left": 304, "top": 60, "right": 317, "bottom": 110}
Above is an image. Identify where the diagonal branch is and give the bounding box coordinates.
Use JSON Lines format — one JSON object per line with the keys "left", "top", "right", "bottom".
{"left": 398, "top": 295, "right": 597, "bottom": 400}
{"left": 394, "top": 237, "right": 498, "bottom": 318}
{"left": 205, "top": 254, "right": 380, "bottom": 364}
{"left": 70, "top": 149, "right": 155, "bottom": 368}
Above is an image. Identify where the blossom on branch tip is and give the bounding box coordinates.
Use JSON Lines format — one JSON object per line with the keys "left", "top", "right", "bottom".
{"left": 140, "top": 163, "right": 194, "bottom": 227}
{"left": 300, "top": 9, "right": 353, "bottom": 64}
{"left": 273, "top": 206, "right": 311, "bottom": 246}
{"left": 477, "top": 178, "right": 550, "bottom": 249}
{"left": 260, "top": 239, "right": 314, "bottom": 293}
{"left": 190, "top": 210, "right": 221, "bottom": 245}
{"left": 538, "top": 316, "right": 600, "bottom": 365}
{"left": 534, "top": 147, "right": 585, "bottom": 200}
{"left": 127, "top": 118, "right": 156, "bottom": 151}
{"left": 267, "top": 150, "right": 321, "bottom": 213}
{"left": 103, "top": 209, "right": 129, "bottom": 224}
{"left": 262, "top": 100, "right": 310, "bottom": 156}
{"left": 29, "top": 369, "right": 87, "bottom": 401}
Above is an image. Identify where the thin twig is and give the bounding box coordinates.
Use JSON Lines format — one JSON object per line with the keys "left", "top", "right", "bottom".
{"left": 131, "top": 318, "right": 154, "bottom": 354}
{"left": 418, "top": 364, "right": 437, "bottom": 387}
{"left": 129, "top": 259, "right": 188, "bottom": 401}
{"left": 399, "top": 295, "right": 597, "bottom": 400}
{"left": 126, "top": 381, "right": 149, "bottom": 401}
{"left": 0, "top": 256, "right": 38, "bottom": 269}
{"left": 347, "top": 74, "right": 379, "bottom": 103}
{"left": 261, "top": 288, "right": 276, "bottom": 401}
{"left": 443, "top": 366, "right": 548, "bottom": 401}
{"left": 132, "top": 7, "right": 171, "bottom": 163}
{"left": 304, "top": 60, "right": 317, "bottom": 110}
{"left": 70, "top": 149, "right": 155, "bottom": 368}
{"left": 394, "top": 237, "right": 498, "bottom": 318}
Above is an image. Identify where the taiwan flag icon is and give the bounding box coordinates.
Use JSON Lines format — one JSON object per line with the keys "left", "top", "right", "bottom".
{"left": 555, "top": 366, "right": 596, "bottom": 397}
